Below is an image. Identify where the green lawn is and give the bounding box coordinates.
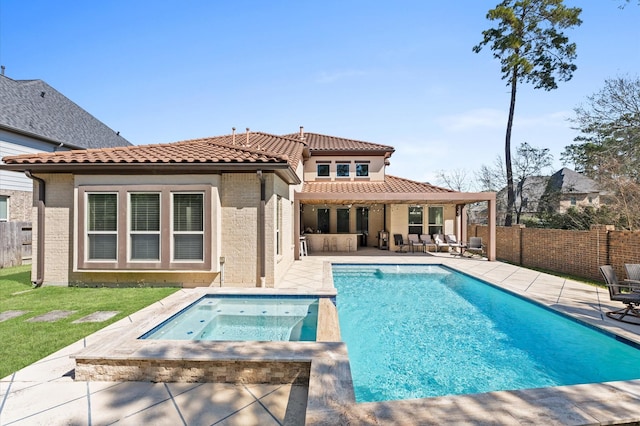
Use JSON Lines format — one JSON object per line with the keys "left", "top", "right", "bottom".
{"left": 0, "top": 265, "right": 179, "bottom": 378}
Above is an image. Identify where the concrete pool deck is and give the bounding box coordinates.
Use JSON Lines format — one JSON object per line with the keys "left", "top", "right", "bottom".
{"left": 2, "top": 250, "right": 640, "bottom": 425}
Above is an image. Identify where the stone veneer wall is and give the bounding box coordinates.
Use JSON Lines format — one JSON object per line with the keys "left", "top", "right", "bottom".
{"left": 74, "top": 359, "right": 310, "bottom": 384}
{"left": 468, "top": 224, "right": 622, "bottom": 282}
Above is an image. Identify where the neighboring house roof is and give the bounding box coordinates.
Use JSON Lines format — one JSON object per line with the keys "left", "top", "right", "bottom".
{"left": 1, "top": 132, "right": 305, "bottom": 183}
{"left": 282, "top": 131, "right": 395, "bottom": 156}
{"left": 547, "top": 167, "right": 599, "bottom": 194}
{"left": 0, "top": 74, "right": 131, "bottom": 149}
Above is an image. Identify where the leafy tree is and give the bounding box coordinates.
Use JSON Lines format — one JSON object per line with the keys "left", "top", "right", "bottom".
{"left": 473, "top": 0, "right": 582, "bottom": 226}
{"left": 561, "top": 76, "right": 640, "bottom": 230}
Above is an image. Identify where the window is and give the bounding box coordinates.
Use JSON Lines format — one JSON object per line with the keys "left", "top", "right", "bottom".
{"left": 129, "top": 193, "right": 160, "bottom": 261}
{"left": 317, "top": 164, "right": 329, "bottom": 177}
{"left": 0, "top": 196, "right": 8, "bottom": 221}
{"left": 173, "top": 193, "right": 204, "bottom": 261}
{"left": 317, "top": 208, "right": 330, "bottom": 233}
{"left": 356, "top": 163, "right": 369, "bottom": 177}
{"left": 275, "top": 196, "right": 282, "bottom": 255}
{"left": 428, "top": 206, "right": 443, "bottom": 235}
{"left": 337, "top": 208, "right": 350, "bottom": 233}
{"left": 78, "top": 185, "right": 211, "bottom": 270}
{"left": 408, "top": 206, "right": 423, "bottom": 234}
{"left": 87, "top": 193, "right": 118, "bottom": 260}
{"left": 570, "top": 197, "right": 577, "bottom": 206}
{"left": 336, "top": 163, "right": 350, "bottom": 177}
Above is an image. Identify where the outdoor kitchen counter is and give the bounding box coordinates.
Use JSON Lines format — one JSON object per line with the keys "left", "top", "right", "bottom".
{"left": 304, "top": 233, "right": 359, "bottom": 253}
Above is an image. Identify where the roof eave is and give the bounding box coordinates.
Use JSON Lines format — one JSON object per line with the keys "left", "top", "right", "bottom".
{"left": 1, "top": 162, "right": 301, "bottom": 184}
{"left": 0, "top": 123, "right": 84, "bottom": 150}
{"left": 295, "top": 191, "right": 495, "bottom": 204}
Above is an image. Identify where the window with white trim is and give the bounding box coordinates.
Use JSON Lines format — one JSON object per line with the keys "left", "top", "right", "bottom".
{"left": 428, "top": 206, "right": 443, "bottom": 235}
{"left": 355, "top": 162, "right": 369, "bottom": 177}
{"left": 276, "top": 195, "right": 282, "bottom": 255}
{"left": 87, "top": 193, "right": 118, "bottom": 260}
{"left": 172, "top": 193, "right": 204, "bottom": 261}
{"left": 129, "top": 193, "right": 161, "bottom": 261}
{"left": 0, "top": 196, "right": 8, "bottom": 222}
{"left": 78, "top": 185, "right": 211, "bottom": 271}
{"left": 336, "top": 164, "right": 350, "bottom": 177}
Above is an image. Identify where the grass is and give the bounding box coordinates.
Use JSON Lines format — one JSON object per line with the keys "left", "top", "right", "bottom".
{"left": 0, "top": 265, "right": 179, "bottom": 378}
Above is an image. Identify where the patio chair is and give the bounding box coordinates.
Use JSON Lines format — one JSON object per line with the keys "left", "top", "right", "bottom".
{"left": 419, "top": 234, "right": 437, "bottom": 253}
{"left": 465, "top": 237, "right": 484, "bottom": 257}
{"left": 624, "top": 264, "right": 640, "bottom": 292}
{"left": 407, "top": 233, "right": 425, "bottom": 253}
{"left": 599, "top": 265, "right": 640, "bottom": 324}
{"left": 393, "top": 234, "right": 410, "bottom": 253}
{"left": 433, "top": 234, "right": 450, "bottom": 252}
{"left": 444, "top": 234, "right": 463, "bottom": 255}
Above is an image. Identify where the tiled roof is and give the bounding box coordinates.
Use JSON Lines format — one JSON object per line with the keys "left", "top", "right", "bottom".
{"left": 0, "top": 74, "right": 131, "bottom": 149}
{"left": 2, "top": 132, "right": 305, "bottom": 170}
{"left": 282, "top": 131, "right": 394, "bottom": 153}
{"left": 302, "top": 175, "right": 456, "bottom": 195}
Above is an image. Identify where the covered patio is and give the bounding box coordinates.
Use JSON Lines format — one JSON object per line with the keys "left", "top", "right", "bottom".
{"left": 293, "top": 177, "right": 496, "bottom": 261}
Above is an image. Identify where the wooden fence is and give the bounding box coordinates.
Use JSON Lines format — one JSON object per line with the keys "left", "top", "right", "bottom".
{"left": 0, "top": 221, "right": 32, "bottom": 268}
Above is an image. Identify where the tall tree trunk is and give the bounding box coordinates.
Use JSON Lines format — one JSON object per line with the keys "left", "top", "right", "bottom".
{"left": 504, "top": 66, "right": 518, "bottom": 227}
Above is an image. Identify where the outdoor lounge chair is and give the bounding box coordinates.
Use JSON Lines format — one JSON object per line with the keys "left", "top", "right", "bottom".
{"left": 419, "top": 234, "right": 437, "bottom": 252}
{"left": 433, "top": 234, "right": 450, "bottom": 252}
{"left": 599, "top": 265, "right": 640, "bottom": 324}
{"left": 465, "top": 237, "right": 484, "bottom": 256}
{"left": 393, "top": 234, "right": 411, "bottom": 253}
{"left": 407, "top": 233, "right": 425, "bottom": 253}
{"left": 444, "top": 234, "right": 463, "bottom": 254}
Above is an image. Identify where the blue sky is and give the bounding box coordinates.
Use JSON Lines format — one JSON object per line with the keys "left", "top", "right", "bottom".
{"left": 1, "top": 1, "right": 638, "bottom": 188}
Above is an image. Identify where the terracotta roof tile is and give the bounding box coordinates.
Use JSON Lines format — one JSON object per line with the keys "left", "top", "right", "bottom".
{"left": 282, "top": 132, "right": 394, "bottom": 153}
{"left": 2, "top": 132, "right": 305, "bottom": 170}
{"left": 302, "top": 175, "right": 456, "bottom": 195}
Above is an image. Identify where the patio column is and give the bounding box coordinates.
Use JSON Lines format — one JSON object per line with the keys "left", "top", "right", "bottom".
{"left": 487, "top": 198, "right": 496, "bottom": 261}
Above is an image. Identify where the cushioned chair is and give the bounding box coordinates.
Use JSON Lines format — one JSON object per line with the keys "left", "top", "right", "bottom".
{"left": 393, "top": 234, "right": 410, "bottom": 253}
{"left": 419, "top": 234, "right": 437, "bottom": 253}
{"left": 599, "top": 265, "right": 640, "bottom": 324}
{"left": 465, "top": 237, "right": 484, "bottom": 256}
{"left": 444, "top": 234, "right": 463, "bottom": 254}
{"left": 433, "top": 234, "right": 450, "bottom": 252}
{"left": 407, "top": 233, "right": 425, "bottom": 253}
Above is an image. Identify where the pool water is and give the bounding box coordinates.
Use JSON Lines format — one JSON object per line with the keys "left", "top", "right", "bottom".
{"left": 141, "top": 295, "right": 319, "bottom": 341}
{"left": 332, "top": 264, "right": 640, "bottom": 403}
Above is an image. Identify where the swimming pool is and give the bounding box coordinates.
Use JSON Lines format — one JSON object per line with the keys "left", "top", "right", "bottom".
{"left": 140, "top": 295, "right": 319, "bottom": 342}
{"left": 332, "top": 264, "right": 640, "bottom": 403}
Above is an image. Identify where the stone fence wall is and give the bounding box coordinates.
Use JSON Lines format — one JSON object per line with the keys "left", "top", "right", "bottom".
{"left": 468, "top": 224, "right": 637, "bottom": 283}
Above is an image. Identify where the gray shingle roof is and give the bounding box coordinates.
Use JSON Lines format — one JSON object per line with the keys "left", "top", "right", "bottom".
{"left": 0, "top": 74, "right": 131, "bottom": 149}
{"left": 548, "top": 167, "right": 600, "bottom": 194}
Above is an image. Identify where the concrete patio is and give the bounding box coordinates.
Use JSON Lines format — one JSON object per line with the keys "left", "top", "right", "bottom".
{"left": 2, "top": 249, "right": 640, "bottom": 425}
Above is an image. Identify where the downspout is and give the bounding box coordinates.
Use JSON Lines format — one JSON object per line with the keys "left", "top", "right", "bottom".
{"left": 257, "top": 170, "right": 266, "bottom": 287}
{"left": 24, "top": 171, "right": 45, "bottom": 287}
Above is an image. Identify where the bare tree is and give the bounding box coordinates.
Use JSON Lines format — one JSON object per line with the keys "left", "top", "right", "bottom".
{"left": 435, "top": 168, "right": 471, "bottom": 191}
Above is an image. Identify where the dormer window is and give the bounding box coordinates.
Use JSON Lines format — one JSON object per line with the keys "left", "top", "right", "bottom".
{"left": 317, "top": 164, "right": 329, "bottom": 177}
{"left": 336, "top": 163, "right": 350, "bottom": 177}
{"left": 356, "top": 162, "right": 369, "bottom": 177}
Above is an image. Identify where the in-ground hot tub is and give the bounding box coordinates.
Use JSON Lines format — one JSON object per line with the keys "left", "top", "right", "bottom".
{"left": 140, "top": 295, "right": 319, "bottom": 342}
{"left": 72, "top": 288, "right": 342, "bottom": 385}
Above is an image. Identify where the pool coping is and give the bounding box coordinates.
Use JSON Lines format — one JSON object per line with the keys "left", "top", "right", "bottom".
{"left": 67, "top": 258, "right": 640, "bottom": 424}
{"left": 320, "top": 259, "right": 640, "bottom": 424}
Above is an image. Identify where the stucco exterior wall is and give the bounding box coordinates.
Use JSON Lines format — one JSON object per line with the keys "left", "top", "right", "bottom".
{"left": 303, "top": 155, "right": 386, "bottom": 182}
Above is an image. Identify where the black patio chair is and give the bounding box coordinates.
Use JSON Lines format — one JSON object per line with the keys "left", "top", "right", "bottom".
{"left": 599, "top": 265, "right": 640, "bottom": 324}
